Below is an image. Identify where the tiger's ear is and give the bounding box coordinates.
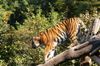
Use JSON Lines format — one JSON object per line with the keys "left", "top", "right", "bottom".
{"left": 39, "top": 32, "right": 44, "bottom": 36}
{"left": 36, "top": 36, "right": 40, "bottom": 40}
{"left": 33, "top": 36, "right": 40, "bottom": 40}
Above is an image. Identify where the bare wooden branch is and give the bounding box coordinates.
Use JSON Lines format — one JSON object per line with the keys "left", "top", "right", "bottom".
{"left": 91, "top": 18, "right": 100, "bottom": 36}
{"left": 80, "top": 56, "right": 92, "bottom": 66}
{"left": 37, "top": 33, "right": 100, "bottom": 66}
{"left": 80, "top": 18, "right": 100, "bottom": 66}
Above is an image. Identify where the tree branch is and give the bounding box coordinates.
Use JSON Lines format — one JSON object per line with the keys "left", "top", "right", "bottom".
{"left": 37, "top": 33, "right": 100, "bottom": 66}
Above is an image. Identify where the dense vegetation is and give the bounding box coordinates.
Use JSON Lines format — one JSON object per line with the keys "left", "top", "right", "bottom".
{"left": 0, "top": 0, "right": 100, "bottom": 66}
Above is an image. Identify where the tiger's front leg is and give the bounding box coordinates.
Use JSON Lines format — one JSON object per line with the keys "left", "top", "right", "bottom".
{"left": 44, "top": 44, "right": 56, "bottom": 62}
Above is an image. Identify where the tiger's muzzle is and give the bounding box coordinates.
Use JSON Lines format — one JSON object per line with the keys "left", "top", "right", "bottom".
{"left": 32, "top": 39, "right": 37, "bottom": 49}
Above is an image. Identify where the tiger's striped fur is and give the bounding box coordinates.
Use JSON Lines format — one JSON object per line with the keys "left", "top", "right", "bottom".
{"left": 32, "top": 17, "right": 87, "bottom": 62}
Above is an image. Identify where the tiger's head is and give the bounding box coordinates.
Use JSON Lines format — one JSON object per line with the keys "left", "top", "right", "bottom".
{"left": 32, "top": 36, "right": 41, "bottom": 48}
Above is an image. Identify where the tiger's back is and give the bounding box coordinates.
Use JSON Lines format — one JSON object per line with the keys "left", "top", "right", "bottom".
{"left": 39, "top": 17, "right": 81, "bottom": 45}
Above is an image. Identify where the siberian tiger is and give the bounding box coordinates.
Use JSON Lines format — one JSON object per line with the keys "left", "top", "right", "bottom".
{"left": 32, "top": 17, "right": 87, "bottom": 62}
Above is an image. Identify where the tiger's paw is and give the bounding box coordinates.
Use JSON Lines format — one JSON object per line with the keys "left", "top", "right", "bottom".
{"left": 68, "top": 43, "right": 79, "bottom": 48}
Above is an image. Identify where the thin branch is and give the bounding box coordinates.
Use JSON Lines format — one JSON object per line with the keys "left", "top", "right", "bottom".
{"left": 91, "top": 55, "right": 100, "bottom": 65}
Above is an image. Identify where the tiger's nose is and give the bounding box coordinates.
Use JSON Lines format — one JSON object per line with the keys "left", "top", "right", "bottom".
{"left": 32, "top": 43, "right": 37, "bottom": 49}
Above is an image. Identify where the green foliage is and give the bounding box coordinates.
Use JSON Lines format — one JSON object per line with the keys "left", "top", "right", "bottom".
{"left": 0, "top": 0, "right": 99, "bottom": 66}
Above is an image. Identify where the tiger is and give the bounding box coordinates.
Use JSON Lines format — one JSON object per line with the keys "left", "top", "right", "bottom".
{"left": 32, "top": 17, "right": 87, "bottom": 62}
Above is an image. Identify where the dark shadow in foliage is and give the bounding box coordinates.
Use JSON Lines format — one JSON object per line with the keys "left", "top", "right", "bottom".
{"left": 30, "top": 63, "right": 37, "bottom": 66}
{"left": 64, "top": 0, "right": 91, "bottom": 18}
{"left": 8, "top": 8, "right": 26, "bottom": 30}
